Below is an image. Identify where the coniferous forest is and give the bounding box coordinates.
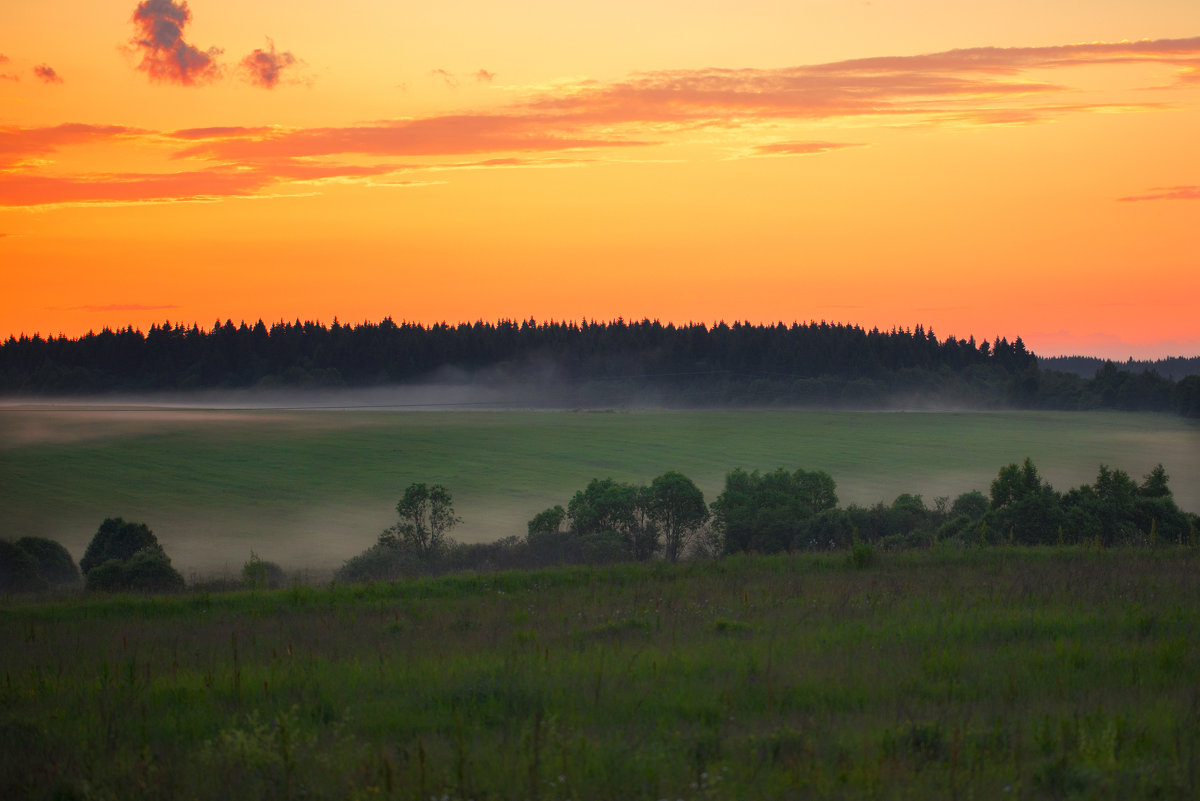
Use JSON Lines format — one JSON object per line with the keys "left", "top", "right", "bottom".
{"left": 2, "top": 318, "right": 1197, "bottom": 416}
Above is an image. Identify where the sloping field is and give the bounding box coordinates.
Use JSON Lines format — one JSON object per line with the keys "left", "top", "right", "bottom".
{"left": 2, "top": 406, "right": 1197, "bottom": 574}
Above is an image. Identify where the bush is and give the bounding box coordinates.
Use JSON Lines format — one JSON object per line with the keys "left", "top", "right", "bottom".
{"left": 849, "top": 542, "right": 876, "bottom": 569}
{"left": 84, "top": 558, "right": 127, "bottom": 592}
{"left": 80, "top": 518, "right": 185, "bottom": 593}
{"left": 0, "top": 540, "right": 47, "bottom": 593}
{"left": 123, "top": 548, "right": 186, "bottom": 592}
{"left": 80, "top": 518, "right": 159, "bottom": 575}
{"left": 16, "top": 537, "right": 80, "bottom": 586}
{"left": 336, "top": 539, "right": 419, "bottom": 583}
{"left": 242, "top": 552, "right": 287, "bottom": 589}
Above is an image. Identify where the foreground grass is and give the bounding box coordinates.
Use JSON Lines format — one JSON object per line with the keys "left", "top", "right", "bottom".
{"left": 3, "top": 547, "right": 1199, "bottom": 799}
{"left": 2, "top": 408, "right": 1197, "bottom": 573}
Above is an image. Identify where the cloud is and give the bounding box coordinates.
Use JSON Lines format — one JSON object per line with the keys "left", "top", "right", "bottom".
{"left": 8, "top": 36, "right": 1199, "bottom": 209}
{"left": 751, "top": 141, "right": 866, "bottom": 157}
{"left": 431, "top": 68, "right": 458, "bottom": 88}
{"left": 129, "top": 0, "right": 222, "bottom": 86}
{"left": 0, "top": 74, "right": 17, "bottom": 82}
{"left": 33, "top": 64, "right": 63, "bottom": 84}
{"left": 0, "top": 123, "right": 141, "bottom": 168}
{"left": 170, "top": 116, "right": 655, "bottom": 161}
{"left": 68, "top": 304, "right": 180, "bottom": 311}
{"left": 475, "top": 69, "right": 496, "bottom": 83}
{"left": 1118, "top": 185, "right": 1200, "bottom": 202}
{"left": 0, "top": 158, "right": 411, "bottom": 208}
{"left": 240, "top": 38, "right": 298, "bottom": 89}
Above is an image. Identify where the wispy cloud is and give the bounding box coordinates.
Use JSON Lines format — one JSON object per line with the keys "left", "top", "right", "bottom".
{"left": 1118, "top": 185, "right": 1200, "bottom": 201}
{"left": 749, "top": 141, "right": 866, "bottom": 157}
{"left": 6, "top": 36, "right": 1199, "bottom": 209}
{"left": 475, "top": 69, "right": 496, "bottom": 83}
{"left": 67, "top": 303, "right": 180, "bottom": 311}
{"left": 431, "top": 68, "right": 458, "bottom": 88}
{"left": 33, "top": 64, "right": 63, "bottom": 84}
{"left": 129, "top": 0, "right": 222, "bottom": 86}
{"left": 170, "top": 116, "right": 654, "bottom": 161}
{"left": 0, "top": 123, "right": 142, "bottom": 168}
{"left": 239, "top": 38, "right": 298, "bottom": 89}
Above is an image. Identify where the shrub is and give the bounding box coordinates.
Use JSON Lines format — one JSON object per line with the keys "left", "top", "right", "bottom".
{"left": 849, "top": 541, "right": 875, "bottom": 569}
{"left": 0, "top": 540, "right": 47, "bottom": 593}
{"left": 336, "top": 539, "right": 419, "bottom": 583}
{"left": 241, "top": 552, "right": 287, "bottom": 589}
{"left": 84, "top": 558, "right": 127, "bottom": 592}
{"left": 124, "top": 548, "right": 186, "bottom": 592}
{"left": 16, "top": 537, "right": 80, "bottom": 586}
{"left": 80, "top": 518, "right": 159, "bottom": 575}
{"left": 80, "top": 518, "right": 186, "bottom": 593}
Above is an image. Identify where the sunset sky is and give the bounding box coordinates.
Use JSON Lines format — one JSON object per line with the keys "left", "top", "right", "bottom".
{"left": 2, "top": 1, "right": 1198, "bottom": 359}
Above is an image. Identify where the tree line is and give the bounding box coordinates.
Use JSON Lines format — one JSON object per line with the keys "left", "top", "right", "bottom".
{"left": 334, "top": 460, "right": 1197, "bottom": 582}
{"left": 3, "top": 458, "right": 1195, "bottom": 594}
{"left": 3, "top": 317, "right": 1196, "bottom": 416}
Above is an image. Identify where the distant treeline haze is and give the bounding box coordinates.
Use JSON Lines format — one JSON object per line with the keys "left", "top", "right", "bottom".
{"left": 2, "top": 318, "right": 1198, "bottom": 415}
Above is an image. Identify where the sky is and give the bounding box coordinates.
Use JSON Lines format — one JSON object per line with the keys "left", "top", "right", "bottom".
{"left": 1, "top": 1, "right": 1198, "bottom": 359}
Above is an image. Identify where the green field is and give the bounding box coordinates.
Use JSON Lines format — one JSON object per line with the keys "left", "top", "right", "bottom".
{"left": 2, "top": 407, "right": 1197, "bottom": 575}
{"left": 3, "top": 549, "right": 1198, "bottom": 800}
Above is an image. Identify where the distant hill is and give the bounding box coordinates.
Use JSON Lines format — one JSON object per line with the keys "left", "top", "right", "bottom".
{"left": 1039, "top": 356, "right": 1200, "bottom": 381}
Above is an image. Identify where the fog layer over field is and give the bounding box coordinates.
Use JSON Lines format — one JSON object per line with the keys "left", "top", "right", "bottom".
{"left": 3, "top": 389, "right": 1197, "bottom": 576}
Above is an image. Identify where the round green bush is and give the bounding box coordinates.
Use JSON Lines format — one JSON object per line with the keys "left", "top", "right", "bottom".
{"left": 123, "top": 549, "right": 186, "bottom": 593}
{"left": 16, "top": 537, "right": 80, "bottom": 586}
{"left": 0, "top": 540, "right": 47, "bottom": 593}
{"left": 80, "top": 518, "right": 160, "bottom": 575}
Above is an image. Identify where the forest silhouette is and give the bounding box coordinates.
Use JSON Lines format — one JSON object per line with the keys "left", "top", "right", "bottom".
{"left": 2, "top": 318, "right": 1197, "bottom": 415}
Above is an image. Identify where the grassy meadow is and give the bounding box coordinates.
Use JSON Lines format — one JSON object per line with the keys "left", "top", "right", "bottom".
{"left": 3, "top": 548, "right": 1199, "bottom": 799}
{"left": 2, "top": 407, "right": 1198, "bottom": 575}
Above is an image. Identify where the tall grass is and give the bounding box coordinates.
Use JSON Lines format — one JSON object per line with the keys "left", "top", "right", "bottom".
{"left": 3, "top": 546, "right": 1198, "bottom": 799}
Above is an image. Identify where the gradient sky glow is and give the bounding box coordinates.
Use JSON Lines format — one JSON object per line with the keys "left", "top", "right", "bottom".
{"left": 2, "top": 1, "right": 1198, "bottom": 358}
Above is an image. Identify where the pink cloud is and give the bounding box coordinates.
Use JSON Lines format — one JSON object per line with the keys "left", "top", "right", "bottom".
{"left": 239, "top": 38, "right": 298, "bottom": 89}
{"left": 171, "top": 116, "right": 655, "bottom": 161}
{"left": 475, "top": 69, "right": 496, "bottom": 83}
{"left": 752, "top": 141, "right": 865, "bottom": 156}
{"left": 129, "top": 0, "right": 222, "bottom": 86}
{"left": 7, "top": 36, "right": 1199, "bottom": 209}
{"left": 0, "top": 123, "right": 141, "bottom": 168}
{"left": 1118, "top": 185, "right": 1200, "bottom": 202}
{"left": 0, "top": 160, "right": 410, "bottom": 207}
{"left": 33, "top": 64, "right": 63, "bottom": 84}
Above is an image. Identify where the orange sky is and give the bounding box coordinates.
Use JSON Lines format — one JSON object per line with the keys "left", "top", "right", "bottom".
{"left": 2, "top": 1, "right": 1198, "bottom": 359}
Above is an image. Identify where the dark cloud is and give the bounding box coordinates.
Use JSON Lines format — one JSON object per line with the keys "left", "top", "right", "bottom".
{"left": 240, "top": 38, "right": 298, "bottom": 89}
{"left": 129, "top": 0, "right": 222, "bottom": 86}
{"left": 33, "top": 64, "right": 63, "bottom": 84}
